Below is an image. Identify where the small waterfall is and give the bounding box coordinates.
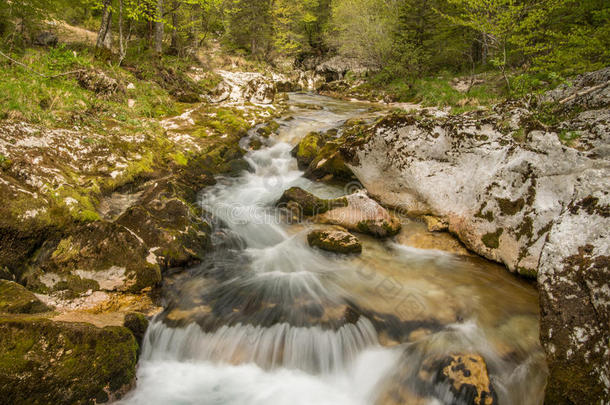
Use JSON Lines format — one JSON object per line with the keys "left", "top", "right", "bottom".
{"left": 142, "top": 317, "right": 379, "bottom": 374}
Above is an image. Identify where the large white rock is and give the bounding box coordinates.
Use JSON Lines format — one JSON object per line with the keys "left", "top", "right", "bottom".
{"left": 210, "top": 70, "right": 276, "bottom": 104}
{"left": 341, "top": 77, "right": 610, "bottom": 403}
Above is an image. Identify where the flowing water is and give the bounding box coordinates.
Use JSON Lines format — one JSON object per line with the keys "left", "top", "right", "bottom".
{"left": 121, "top": 94, "right": 548, "bottom": 405}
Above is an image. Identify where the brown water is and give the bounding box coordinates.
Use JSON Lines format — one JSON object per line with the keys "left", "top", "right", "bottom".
{"left": 121, "top": 93, "right": 547, "bottom": 405}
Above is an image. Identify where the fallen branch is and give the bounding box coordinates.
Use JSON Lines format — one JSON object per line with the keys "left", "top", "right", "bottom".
{"left": 559, "top": 81, "right": 610, "bottom": 104}
{"left": 0, "top": 50, "right": 86, "bottom": 79}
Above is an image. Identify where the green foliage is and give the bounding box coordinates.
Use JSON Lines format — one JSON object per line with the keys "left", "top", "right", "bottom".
{"left": 327, "top": 0, "right": 399, "bottom": 68}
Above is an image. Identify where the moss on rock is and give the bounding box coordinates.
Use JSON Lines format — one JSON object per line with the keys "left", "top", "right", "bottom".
{"left": 0, "top": 280, "right": 50, "bottom": 314}
{"left": 276, "top": 187, "right": 348, "bottom": 216}
{"left": 123, "top": 312, "right": 149, "bottom": 349}
{"left": 307, "top": 227, "right": 362, "bottom": 254}
{"left": 0, "top": 317, "right": 137, "bottom": 404}
{"left": 482, "top": 228, "right": 504, "bottom": 249}
{"left": 31, "top": 221, "right": 161, "bottom": 295}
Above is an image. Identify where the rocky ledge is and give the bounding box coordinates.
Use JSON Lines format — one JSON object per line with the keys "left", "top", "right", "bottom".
{"left": 339, "top": 68, "right": 610, "bottom": 404}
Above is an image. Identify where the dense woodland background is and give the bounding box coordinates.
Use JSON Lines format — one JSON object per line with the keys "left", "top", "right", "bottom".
{"left": 1, "top": 0, "right": 609, "bottom": 102}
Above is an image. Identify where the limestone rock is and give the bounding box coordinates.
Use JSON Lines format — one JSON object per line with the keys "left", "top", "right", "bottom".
{"left": 307, "top": 226, "right": 362, "bottom": 254}
{"left": 315, "top": 56, "right": 371, "bottom": 82}
{"left": 0, "top": 317, "right": 137, "bottom": 404}
{"left": 116, "top": 179, "right": 211, "bottom": 271}
{"left": 211, "top": 71, "right": 276, "bottom": 104}
{"left": 30, "top": 221, "right": 161, "bottom": 295}
{"left": 0, "top": 280, "right": 50, "bottom": 314}
{"left": 77, "top": 69, "right": 120, "bottom": 95}
{"left": 276, "top": 187, "right": 347, "bottom": 216}
{"left": 318, "top": 191, "right": 401, "bottom": 238}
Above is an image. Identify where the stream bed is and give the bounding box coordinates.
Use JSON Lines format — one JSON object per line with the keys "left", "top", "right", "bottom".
{"left": 121, "top": 94, "right": 548, "bottom": 405}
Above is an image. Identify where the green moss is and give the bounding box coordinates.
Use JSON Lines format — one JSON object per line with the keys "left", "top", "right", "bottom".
{"left": 0, "top": 280, "right": 50, "bottom": 314}
{"left": 516, "top": 216, "right": 534, "bottom": 240}
{"left": 512, "top": 128, "right": 526, "bottom": 142}
{"left": 496, "top": 197, "right": 525, "bottom": 216}
{"left": 482, "top": 228, "right": 504, "bottom": 249}
{"left": 558, "top": 129, "right": 582, "bottom": 146}
{"left": 0, "top": 318, "right": 138, "bottom": 404}
{"left": 51, "top": 237, "right": 79, "bottom": 263}
{"left": 171, "top": 151, "right": 189, "bottom": 166}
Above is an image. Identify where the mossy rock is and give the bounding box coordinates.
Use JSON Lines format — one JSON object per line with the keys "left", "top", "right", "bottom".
{"left": 0, "top": 280, "right": 50, "bottom": 314}
{"left": 0, "top": 317, "right": 137, "bottom": 404}
{"left": 123, "top": 312, "right": 149, "bottom": 349}
{"left": 294, "top": 131, "right": 330, "bottom": 170}
{"left": 293, "top": 131, "right": 355, "bottom": 181}
{"left": 276, "top": 187, "right": 348, "bottom": 216}
{"left": 307, "top": 227, "right": 362, "bottom": 254}
{"left": 116, "top": 180, "right": 212, "bottom": 271}
{"left": 31, "top": 221, "right": 161, "bottom": 294}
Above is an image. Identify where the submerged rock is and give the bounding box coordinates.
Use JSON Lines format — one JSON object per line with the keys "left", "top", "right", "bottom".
{"left": 0, "top": 317, "right": 137, "bottom": 404}
{"left": 0, "top": 280, "right": 50, "bottom": 314}
{"left": 432, "top": 353, "right": 498, "bottom": 405}
{"left": 307, "top": 226, "right": 362, "bottom": 254}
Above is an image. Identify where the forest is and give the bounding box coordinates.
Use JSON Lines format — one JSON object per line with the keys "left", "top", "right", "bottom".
{"left": 2, "top": 0, "right": 609, "bottom": 96}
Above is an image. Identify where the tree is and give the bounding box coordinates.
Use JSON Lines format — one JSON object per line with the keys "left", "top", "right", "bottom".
{"left": 441, "top": 0, "right": 527, "bottom": 89}
{"left": 327, "top": 0, "right": 401, "bottom": 68}
{"left": 225, "top": 0, "right": 274, "bottom": 59}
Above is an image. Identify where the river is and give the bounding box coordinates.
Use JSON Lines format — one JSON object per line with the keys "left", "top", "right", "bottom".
{"left": 120, "top": 94, "right": 548, "bottom": 405}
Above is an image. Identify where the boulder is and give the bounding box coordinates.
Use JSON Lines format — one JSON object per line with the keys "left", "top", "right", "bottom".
{"left": 292, "top": 130, "right": 355, "bottom": 180}
{"left": 33, "top": 31, "right": 58, "bottom": 47}
{"left": 276, "top": 187, "right": 347, "bottom": 216}
{"left": 318, "top": 191, "right": 401, "bottom": 238}
{"left": 211, "top": 70, "right": 276, "bottom": 104}
{"left": 293, "top": 131, "right": 330, "bottom": 170}
{"left": 116, "top": 180, "right": 211, "bottom": 271}
{"left": 315, "top": 56, "right": 370, "bottom": 82}
{"left": 123, "top": 312, "right": 149, "bottom": 348}
{"left": 307, "top": 226, "right": 362, "bottom": 254}
{"left": 30, "top": 221, "right": 161, "bottom": 296}
{"left": 0, "top": 317, "right": 137, "bottom": 404}
{"left": 76, "top": 69, "right": 120, "bottom": 96}
{"left": 0, "top": 280, "right": 50, "bottom": 314}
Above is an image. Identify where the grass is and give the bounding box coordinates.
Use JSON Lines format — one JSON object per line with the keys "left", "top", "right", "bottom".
{"left": 348, "top": 70, "right": 505, "bottom": 113}
{"left": 0, "top": 44, "right": 184, "bottom": 130}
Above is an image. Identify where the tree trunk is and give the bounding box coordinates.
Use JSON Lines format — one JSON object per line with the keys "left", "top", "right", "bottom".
{"left": 118, "top": 0, "right": 125, "bottom": 64}
{"left": 170, "top": 0, "right": 179, "bottom": 54}
{"left": 96, "top": 0, "right": 113, "bottom": 49}
{"left": 154, "top": 0, "right": 164, "bottom": 54}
